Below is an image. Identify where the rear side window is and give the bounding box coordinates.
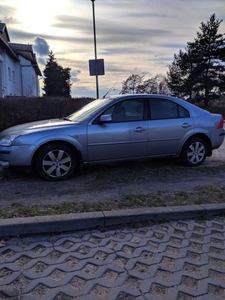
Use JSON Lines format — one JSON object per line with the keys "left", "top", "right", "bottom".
{"left": 149, "top": 99, "right": 190, "bottom": 120}
{"left": 178, "top": 105, "right": 190, "bottom": 118}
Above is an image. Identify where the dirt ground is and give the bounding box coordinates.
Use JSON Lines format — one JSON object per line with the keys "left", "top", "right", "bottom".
{"left": 1, "top": 140, "right": 225, "bottom": 210}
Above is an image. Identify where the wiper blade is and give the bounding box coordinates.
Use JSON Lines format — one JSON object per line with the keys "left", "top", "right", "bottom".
{"left": 61, "top": 117, "right": 72, "bottom": 122}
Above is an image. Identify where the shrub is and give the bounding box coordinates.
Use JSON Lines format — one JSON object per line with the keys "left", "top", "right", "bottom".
{"left": 0, "top": 96, "right": 94, "bottom": 131}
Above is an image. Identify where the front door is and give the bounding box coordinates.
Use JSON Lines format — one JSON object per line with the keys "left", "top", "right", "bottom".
{"left": 87, "top": 98, "right": 148, "bottom": 162}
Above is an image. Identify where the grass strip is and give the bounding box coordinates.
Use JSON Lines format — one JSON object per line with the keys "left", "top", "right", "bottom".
{"left": 1, "top": 185, "right": 225, "bottom": 219}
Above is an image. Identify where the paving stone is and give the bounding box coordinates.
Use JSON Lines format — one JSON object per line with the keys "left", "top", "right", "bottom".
{"left": 0, "top": 216, "right": 225, "bottom": 299}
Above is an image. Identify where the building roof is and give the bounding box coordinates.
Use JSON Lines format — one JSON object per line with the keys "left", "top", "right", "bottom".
{"left": 0, "top": 23, "right": 10, "bottom": 42}
{"left": 9, "top": 43, "right": 36, "bottom": 62}
{"left": 0, "top": 23, "right": 42, "bottom": 76}
{"left": 0, "top": 37, "right": 19, "bottom": 61}
{"left": 9, "top": 43, "right": 42, "bottom": 76}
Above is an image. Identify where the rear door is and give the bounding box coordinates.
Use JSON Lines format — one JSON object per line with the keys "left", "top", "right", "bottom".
{"left": 147, "top": 98, "right": 194, "bottom": 155}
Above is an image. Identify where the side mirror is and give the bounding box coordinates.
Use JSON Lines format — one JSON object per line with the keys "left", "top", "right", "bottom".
{"left": 99, "top": 115, "right": 112, "bottom": 123}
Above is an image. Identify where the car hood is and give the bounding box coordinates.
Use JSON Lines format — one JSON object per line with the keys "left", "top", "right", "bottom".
{"left": 1, "top": 118, "right": 79, "bottom": 135}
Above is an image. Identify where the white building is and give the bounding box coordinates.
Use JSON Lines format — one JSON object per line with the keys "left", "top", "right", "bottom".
{"left": 0, "top": 23, "right": 41, "bottom": 97}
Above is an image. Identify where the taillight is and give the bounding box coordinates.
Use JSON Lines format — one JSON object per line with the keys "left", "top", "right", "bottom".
{"left": 217, "top": 116, "right": 224, "bottom": 129}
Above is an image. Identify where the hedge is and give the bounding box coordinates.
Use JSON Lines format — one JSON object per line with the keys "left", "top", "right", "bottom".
{"left": 0, "top": 97, "right": 94, "bottom": 131}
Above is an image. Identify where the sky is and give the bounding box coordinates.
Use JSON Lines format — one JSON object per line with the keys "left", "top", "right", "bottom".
{"left": 1, "top": 0, "right": 225, "bottom": 98}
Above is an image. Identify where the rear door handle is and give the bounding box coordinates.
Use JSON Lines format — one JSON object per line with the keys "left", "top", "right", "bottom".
{"left": 182, "top": 123, "right": 191, "bottom": 128}
{"left": 134, "top": 127, "right": 146, "bottom": 133}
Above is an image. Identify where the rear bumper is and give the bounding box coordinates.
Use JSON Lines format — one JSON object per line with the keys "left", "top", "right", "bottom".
{"left": 211, "top": 128, "right": 225, "bottom": 149}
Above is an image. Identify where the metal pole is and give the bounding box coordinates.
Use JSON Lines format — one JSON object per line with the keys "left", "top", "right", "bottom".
{"left": 91, "top": 0, "right": 99, "bottom": 98}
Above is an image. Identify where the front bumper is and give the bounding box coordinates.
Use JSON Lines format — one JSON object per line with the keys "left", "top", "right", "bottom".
{"left": 0, "top": 145, "right": 34, "bottom": 169}
{"left": 0, "top": 148, "right": 11, "bottom": 169}
{"left": 0, "top": 160, "right": 9, "bottom": 168}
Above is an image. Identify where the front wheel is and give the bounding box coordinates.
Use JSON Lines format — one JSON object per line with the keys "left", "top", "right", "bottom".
{"left": 35, "top": 143, "right": 76, "bottom": 181}
{"left": 180, "top": 137, "right": 207, "bottom": 167}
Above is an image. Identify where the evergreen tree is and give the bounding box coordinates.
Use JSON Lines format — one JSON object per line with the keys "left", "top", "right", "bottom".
{"left": 167, "top": 14, "right": 225, "bottom": 106}
{"left": 43, "top": 52, "right": 72, "bottom": 97}
{"left": 166, "top": 51, "right": 187, "bottom": 98}
{"left": 167, "top": 47, "right": 202, "bottom": 101}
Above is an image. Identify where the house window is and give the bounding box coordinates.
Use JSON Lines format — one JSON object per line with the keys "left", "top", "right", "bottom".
{"left": 8, "top": 67, "right": 11, "bottom": 81}
{"left": 12, "top": 70, "right": 15, "bottom": 83}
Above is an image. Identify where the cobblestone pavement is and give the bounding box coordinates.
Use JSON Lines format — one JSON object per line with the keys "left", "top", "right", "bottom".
{"left": 0, "top": 216, "right": 225, "bottom": 300}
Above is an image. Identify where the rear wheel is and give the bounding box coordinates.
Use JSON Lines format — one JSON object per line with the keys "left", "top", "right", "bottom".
{"left": 180, "top": 137, "right": 207, "bottom": 166}
{"left": 36, "top": 143, "right": 76, "bottom": 181}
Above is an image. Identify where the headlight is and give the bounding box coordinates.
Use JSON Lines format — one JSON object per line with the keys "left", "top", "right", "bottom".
{"left": 0, "top": 135, "right": 19, "bottom": 146}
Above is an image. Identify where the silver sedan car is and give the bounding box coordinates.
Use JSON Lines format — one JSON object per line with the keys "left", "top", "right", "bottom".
{"left": 0, "top": 94, "right": 224, "bottom": 181}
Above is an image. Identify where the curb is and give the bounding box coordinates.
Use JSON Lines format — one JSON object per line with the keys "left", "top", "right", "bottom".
{"left": 1, "top": 203, "right": 225, "bottom": 238}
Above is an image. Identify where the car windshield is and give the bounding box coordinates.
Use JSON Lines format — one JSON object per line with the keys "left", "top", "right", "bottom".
{"left": 67, "top": 98, "right": 112, "bottom": 122}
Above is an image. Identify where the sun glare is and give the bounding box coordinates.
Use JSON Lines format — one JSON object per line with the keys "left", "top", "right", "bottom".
{"left": 16, "top": 0, "right": 67, "bottom": 34}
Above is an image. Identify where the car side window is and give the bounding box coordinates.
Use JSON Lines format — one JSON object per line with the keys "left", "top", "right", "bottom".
{"left": 104, "top": 99, "right": 144, "bottom": 122}
{"left": 178, "top": 105, "right": 190, "bottom": 118}
{"left": 150, "top": 99, "right": 189, "bottom": 120}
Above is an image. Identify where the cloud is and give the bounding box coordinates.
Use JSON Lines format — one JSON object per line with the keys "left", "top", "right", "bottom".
{"left": 2, "top": 16, "right": 19, "bottom": 24}
{"left": 37, "top": 57, "right": 46, "bottom": 66}
{"left": 52, "top": 15, "right": 91, "bottom": 31}
{"left": 33, "top": 37, "right": 50, "bottom": 57}
{"left": 158, "top": 43, "right": 188, "bottom": 49}
{"left": 49, "top": 12, "right": 172, "bottom": 55}
{"left": 71, "top": 69, "right": 81, "bottom": 83}
{"left": 7, "top": 28, "right": 38, "bottom": 41}
{"left": 126, "top": 12, "right": 176, "bottom": 18}
{"left": 1, "top": 5, "right": 17, "bottom": 18}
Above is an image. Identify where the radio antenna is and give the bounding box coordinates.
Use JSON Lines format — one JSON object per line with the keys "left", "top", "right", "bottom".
{"left": 102, "top": 82, "right": 117, "bottom": 98}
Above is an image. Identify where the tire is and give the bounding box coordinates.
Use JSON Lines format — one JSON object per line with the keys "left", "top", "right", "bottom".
{"left": 35, "top": 143, "right": 76, "bottom": 181}
{"left": 180, "top": 137, "right": 207, "bottom": 167}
